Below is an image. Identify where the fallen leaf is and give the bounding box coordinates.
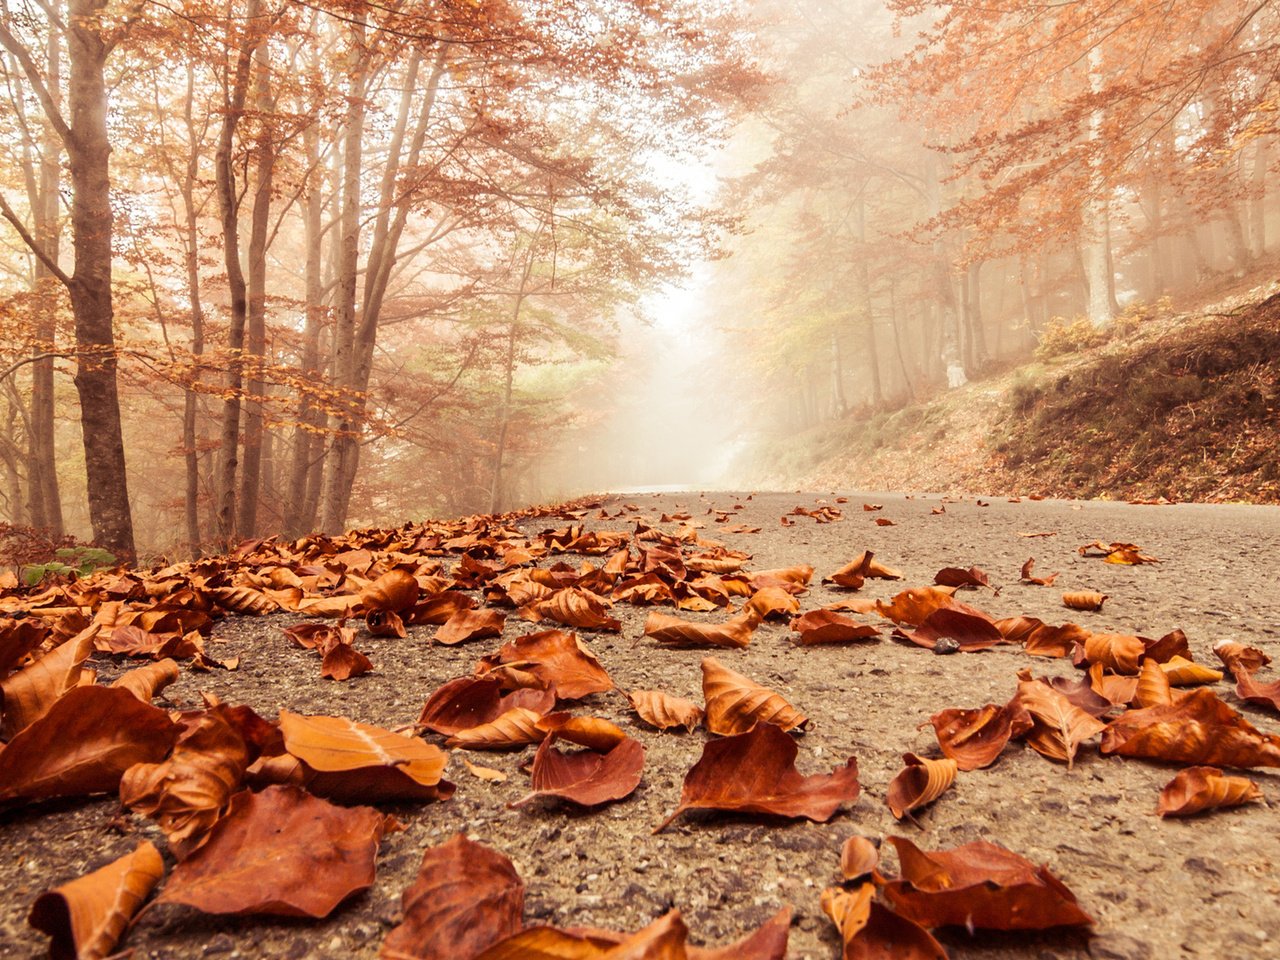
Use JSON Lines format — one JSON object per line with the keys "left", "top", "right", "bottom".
{"left": 1077, "top": 541, "right": 1160, "bottom": 564}
{"left": 1214, "top": 640, "right": 1280, "bottom": 713}
{"left": 886, "top": 753, "right": 958, "bottom": 822}
{"left": 462, "top": 756, "right": 508, "bottom": 782}
{"left": 510, "top": 735, "right": 644, "bottom": 808}
{"left": 995, "top": 617, "right": 1088, "bottom": 658}
{"left": 28, "top": 841, "right": 164, "bottom": 960}
{"left": 0, "top": 624, "right": 97, "bottom": 738}
{"left": 626, "top": 689, "right": 705, "bottom": 733}
{"left": 155, "top": 785, "right": 391, "bottom": 917}
{"left": 748, "top": 565, "right": 814, "bottom": 594}
{"left": 744, "top": 587, "right": 801, "bottom": 620}
{"left": 790, "top": 610, "right": 879, "bottom": 646}
{"left": 1062, "top": 591, "right": 1107, "bottom": 612}
{"left": 1156, "top": 766, "right": 1263, "bottom": 817}
{"left": 320, "top": 640, "right": 373, "bottom": 680}
{"left": 1018, "top": 558, "right": 1058, "bottom": 586}
{"left": 820, "top": 883, "right": 946, "bottom": 960}
{"left": 445, "top": 707, "right": 548, "bottom": 750}
{"left": 933, "top": 566, "right": 993, "bottom": 591}
{"left": 280, "top": 711, "right": 453, "bottom": 801}
{"left": 359, "top": 569, "right": 420, "bottom": 613}
{"left": 477, "top": 630, "right": 613, "bottom": 700}
{"left": 0, "top": 686, "right": 177, "bottom": 802}
{"left": 701, "top": 657, "right": 808, "bottom": 736}
{"left": 417, "top": 676, "right": 555, "bottom": 736}
{"left": 822, "top": 552, "right": 902, "bottom": 590}
{"left": 531, "top": 588, "right": 621, "bottom": 632}
{"left": 1160, "top": 656, "right": 1222, "bottom": 687}
{"left": 874, "top": 518, "right": 896, "bottom": 526}
{"left": 841, "top": 836, "right": 880, "bottom": 880}
{"left": 535, "top": 712, "right": 628, "bottom": 751}
{"left": 874, "top": 587, "right": 958, "bottom": 627}
{"left": 1081, "top": 632, "right": 1145, "bottom": 674}
{"left": 654, "top": 722, "right": 859, "bottom": 832}
{"left": 1100, "top": 688, "right": 1280, "bottom": 768}
{"left": 436, "top": 609, "right": 506, "bottom": 645}
{"left": 644, "top": 610, "right": 759, "bottom": 649}
{"left": 880, "top": 836, "right": 1094, "bottom": 930}
{"left": 894, "top": 607, "right": 1004, "bottom": 652}
{"left": 380, "top": 835, "right": 524, "bottom": 960}
{"left": 927, "top": 701, "right": 1033, "bottom": 771}
{"left": 120, "top": 705, "right": 252, "bottom": 858}
{"left": 110, "top": 658, "right": 181, "bottom": 702}
{"left": 1013, "top": 671, "right": 1107, "bottom": 767}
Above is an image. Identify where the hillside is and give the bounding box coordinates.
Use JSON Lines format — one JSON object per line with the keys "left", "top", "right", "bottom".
{"left": 749, "top": 280, "right": 1280, "bottom": 504}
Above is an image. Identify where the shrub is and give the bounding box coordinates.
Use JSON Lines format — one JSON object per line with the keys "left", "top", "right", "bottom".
{"left": 1033, "top": 316, "right": 1109, "bottom": 360}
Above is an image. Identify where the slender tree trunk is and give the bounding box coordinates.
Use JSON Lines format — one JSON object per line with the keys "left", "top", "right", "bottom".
{"left": 212, "top": 0, "right": 262, "bottom": 545}
{"left": 1081, "top": 45, "right": 1113, "bottom": 327}
{"left": 886, "top": 276, "right": 915, "bottom": 403}
{"left": 1248, "top": 137, "right": 1267, "bottom": 257}
{"left": 965, "top": 260, "right": 988, "bottom": 369}
{"left": 319, "top": 16, "right": 368, "bottom": 534}
{"left": 852, "top": 192, "right": 882, "bottom": 406}
{"left": 236, "top": 41, "right": 276, "bottom": 538}
{"left": 489, "top": 247, "right": 536, "bottom": 515}
{"left": 65, "top": 0, "right": 134, "bottom": 561}
{"left": 27, "top": 28, "right": 63, "bottom": 536}
{"left": 179, "top": 65, "right": 206, "bottom": 555}
{"left": 283, "top": 123, "right": 326, "bottom": 537}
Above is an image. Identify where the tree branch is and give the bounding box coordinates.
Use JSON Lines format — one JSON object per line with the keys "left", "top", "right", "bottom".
{"left": 0, "top": 189, "right": 72, "bottom": 287}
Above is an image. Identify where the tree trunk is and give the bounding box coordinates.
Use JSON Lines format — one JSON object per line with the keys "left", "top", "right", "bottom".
{"left": 179, "top": 64, "right": 206, "bottom": 555}
{"left": 1082, "top": 45, "right": 1113, "bottom": 327}
{"left": 27, "top": 28, "right": 64, "bottom": 537}
{"left": 212, "top": 0, "right": 262, "bottom": 546}
{"left": 236, "top": 40, "right": 276, "bottom": 538}
{"left": 66, "top": 0, "right": 134, "bottom": 561}
{"left": 1248, "top": 137, "right": 1267, "bottom": 257}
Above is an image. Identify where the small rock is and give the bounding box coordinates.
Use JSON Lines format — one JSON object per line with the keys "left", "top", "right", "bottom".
{"left": 203, "top": 934, "right": 235, "bottom": 956}
{"left": 933, "top": 637, "right": 961, "bottom": 655}
{"left": 1089, "top": 933, "right": 1153, "bottom": 960}
{"left": 1183, "top": 856, "right": 1222, "bottom": 876}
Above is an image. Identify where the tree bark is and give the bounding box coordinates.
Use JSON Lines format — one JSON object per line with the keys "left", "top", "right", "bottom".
{"left": 65, "top": 0, "right": 134, "bottom": 560}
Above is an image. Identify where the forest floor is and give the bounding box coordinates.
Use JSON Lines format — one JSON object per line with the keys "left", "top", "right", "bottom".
{"left": 758, "top": 277, "right": 1280, "bottom": 505}
{"left": 3, "top": 491, "right": 1280, "bottom": 959}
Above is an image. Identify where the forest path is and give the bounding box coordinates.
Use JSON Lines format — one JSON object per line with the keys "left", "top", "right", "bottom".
{"left": 3, "top": 491, "right": 1279, "bottom": 959}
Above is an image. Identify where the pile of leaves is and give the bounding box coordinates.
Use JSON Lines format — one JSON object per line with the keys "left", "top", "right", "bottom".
{"left": 2, "top": 494, "right": 1278, "bottom": 958}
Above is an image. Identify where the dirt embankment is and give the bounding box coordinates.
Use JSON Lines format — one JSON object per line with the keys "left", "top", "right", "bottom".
{"left": 755, "top": 283, "right": 1280, "bottom": 504}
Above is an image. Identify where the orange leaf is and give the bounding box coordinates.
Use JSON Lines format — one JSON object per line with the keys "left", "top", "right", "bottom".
{"left": 110, "top": 658, "right": 180, "bottom": 702}
{"left": 358, "top": 569, "right": 420, "bottom": 613}
{"left": 0, "top": 624, "right": 97, "bottom": 738}
{"left": 417, "top": 676, "right": 554, "bottom": 736}
{"left": 880, "top": 836, "right": 1093, "bottom": 930}
{"left": 927, "top": 700, "right": 1033, "bottom": 771}
{"left": 1101, "top": 687, "right": 1280, "bottom": 768}
{"left": 626, "top": 689, "right": 704, "bottom": 733}
{"left": 789, "top": 610, "right": 879, "bottom": 645}
{"left": 1081, "top": 632, "right": 1144, "bottom": 674}
{"left": 744, "top": 587, "right": 801, "bottom": 620}
{"left": 1062, "top": 591, "right": 1107, "bottom": 612}
{"left": 532, "top": 588, "right": 621, "bottom": 632}
{"left": 534, "top": 712, "right": 628, "bottom": 751}
{"left": 655, "top": 723, "right": 859, "bottom": 832}
{"left": 1013, "top": 671, "right": 1107, "bottom": 767}
{"left": 1156, "top": 766, "right": 1263, "bottom": 817}
{"left": 445, "top": 707, "right": 548, "bottom": 750}
{"left": 380, "top": 835, "right": 524, "bottom": 960}
{"left": 155, "top": 785, "right": 391, "bottom": 918}
{"left": 0, "top": 686, "right": 177, "bottom": 803}
{"left": 841, "top": 836, "right": 880, "bottom": 880}
{"left": 435, "top": 609, "right": 506, "bottom": 646}
{"left": 643, "top": 610, "right": 758, "bottom": 649}
{"left": 701, "top": 656, "right": 808, "bottom": 736}
{"left": 1018, "top": 558, "right": 1058, "bottom": 586}
{"left": 320, "top": 641, "right": 373, "bottom": 681}
{"left": 820, "top": 883, "right": 946, "bottom": 960}
{"left": 1214, "top": 640, "right": 1280, "bottom": 713}
{"left": 873, "top": 586, "right": 958, "bottom": 626}
{"left": 476, "top": 630, "right": 613, "bottom": 700}
{"left": 510, "top": 735, "right": 644, "bottom": 808}
{"left": 28, "top": 841, "right": 164, "bottom": 960}
{"left": 886, "top": 753, "right": 958, "bottom": 821}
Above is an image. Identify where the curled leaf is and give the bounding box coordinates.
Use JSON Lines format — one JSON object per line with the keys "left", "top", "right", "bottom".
{"left": 1019, "top": 558, "right": 1058, "bottom": 586}
{"left": 534, "top": 712, "right": 628, "bottom": 751}
{"left": 110, "top": 658, "right": 180, "bottom": 702}
{"left": 1157, "top": 766, "right": 1263, "bottom": 817}
{"left": 1101, "top": 687, "right": 1280, "bottom": 768}
{"left": 928, "top": 700, "right": 1032, "bottom": 771}
{"left": 1081, "top": 632, "right": 1144, "bottom": 674}
{"left": 701, "top": 656, "right": 808, "bottom": 736}
{"left": 510, "top": 735, "right": 644, "bottom": 808}
{"left": 28, "top": 841, "right": 164, "bottom": 960}
{"left": 1013, "top": 670, "right": 1107, "bottom": 767}
{"left": 359, "top": 569, "right": 420, "bottom": 613}
{"left": 840, "top": 836, "right": 880, "bottom": 881}
{"left": 886, "top": 753, "right": 958, "bottom": 821}
{"left": 820, "top": 883, "right": 946, "bottom": 960}
{"left": 1214, "top": 640, "right": 1280, "bottom": 713}
{"left": 626, "top": 689, "right": 704, "bottom": 733}
{"left": 644, "top": 610, "right": 758, "bottom": 649}
{"left": 476, "top": 630, "right": 613, "bottom": 700}
{"left": 446, "top": 707, "right": 548, "bottom": 750}
{"left": 417, "top": 676, "right": 554, "bottom": 736}
{"left": 1063, "top": 591, "right": 1107, "bottom": 612}
{"left": 789, "top": 610, "right": 879, "bottom": 646}
{"left": 1160, "top": 656, "right": 1222, "bottom": 687}
{"left": 436, "top": 609, "right": 506, "bottom": 646}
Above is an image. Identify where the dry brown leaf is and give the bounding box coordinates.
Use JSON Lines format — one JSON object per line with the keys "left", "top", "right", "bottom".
{"left": 934, "top": 566, "right": 994, "bottom": 591}
{"left": 1082, "top": 632, "right": 1145, "bottom": 674}
{"left": 1214, "top": 640, "right": 1280, "bottom": 713}
{"left": 417, "top": 676, "right": 554, "bottom": 736}
{"left": 1160, "top": 656, "right": 1222, "bottom": 686}
{"left": 28, "top": 841, "right": 164, "bottom": 960}
{"left": 789, "top": 610, "right": 879, "bottom": 646}
{"left": 995, "top": 616, "right": 1088, "bottom": 658}
{"left": 744, "top": 587, "right": 801, "bottom": 620}
{"left": 320, "top": 640, "right": 373, "bottom": 681}
{"left": 1063, "top": 591, "right": 1108, "bottom": 612}
{"left": 880, "top": 836, "right": 1094, "bottom": 930}
{"left": 476, "top": 630, "right": 614, "bottom": 700}
{"left": 701, "top": 656, "right": 808, "bottom": 736}
{"left": 873, "top": 587, "right": 958, "bottom": 627}
{"left": 1156, "top": 766, "right": 1263, "bottom": 817}
{"left": 280, "top": 711, "right": 452, "bottom": 801}
{"left": 445, "top": 707, "right": 548, "bottom": 751}
{"left": 1018, "top": 558, "right": 1059, "bottom": 586}
{"left": 886, "top": 753, "right": 958, "bottom": 822}
{"left": 532, "top": 588, "right": 621, "bottom": 633}
{"left": 840, "top": 836, "right": 880, "bottom": 881}
{"left": 643, "top": 610, "right": 759, "bottom": 649}
{"left": 120, "top": 705, "right": 252, "bottom": 858}
{"left": 534, "top": 713, "right": 628, "bottom": 751}
{"left": 358, "top": 569, "right": 420, "bottom": 613}
{"left": 655, "top": 722, "right": 859, "bottom": 832}
{"left": 1101, "top": 687, "right": 1280, "bottom": 768}
{"left": 1013, "top": 670, "right": 1108, "bottom": 767}
{"left": 0, "top": 624, "right": 97, "bottom": 738}
{"left": 510, "top": 735, "right": 644, "bottom": 809}
{"left": 1078, "top": 541, "right": 1160, "bottom": 564}
{"left": 436, "top": 609, "right": 506, "bottom": 646}
{"left": 626, "top": 689, "right": 704, "bottom": 733}
{"left": 461, "top": 756, "right": 508, "bottom": 783}
{"left": 0, "top": 685, "right": 178, "bottom": 803}
{"left": 380, "top": 835, "right": 524, "bottom": 960}
{"left": 110, "top": 658, "right": 180, "bottom": 702}
{"left": 155, "top": 785, "right": 392, "bottom": 918}
{"left": 820, "top": 883, "right": 947, "bottom": 960}
{"left": 927, "top": 700, "right": 1033, "bottom": 771}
